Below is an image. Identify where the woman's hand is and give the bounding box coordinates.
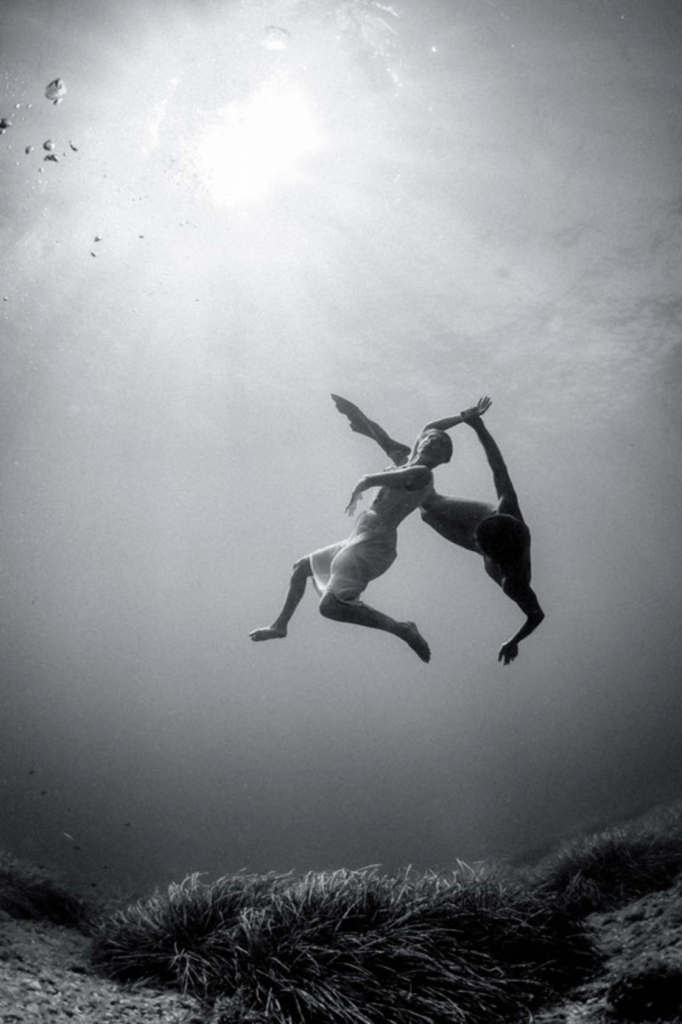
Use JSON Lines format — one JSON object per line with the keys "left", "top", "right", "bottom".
{"left": 460, "top": 396, "right": 492, "bottom": 422}
{"left": 345, "top": 478, "right": 367, "bottom": 516}
{"left": 345, "top": 494, "right": 360, "bottom": 516}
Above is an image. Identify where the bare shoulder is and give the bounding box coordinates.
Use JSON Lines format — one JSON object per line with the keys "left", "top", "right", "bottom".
{"left": 404, "top": 465, "right": 432, "bottom": 490}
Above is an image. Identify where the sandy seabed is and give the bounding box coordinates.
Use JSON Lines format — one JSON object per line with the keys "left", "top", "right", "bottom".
{"left": 2, "top": 879, "right": 682, "bottom": 1024}
{"left": 0, "top": 911, "right": 202, "bottom": 1024}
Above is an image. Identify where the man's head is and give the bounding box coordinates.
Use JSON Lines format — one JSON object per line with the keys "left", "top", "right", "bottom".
{"left": 475, "top": 513, "right": 530, "bottom": 568}
{"left": 413, "top": 428, "right": 453, "bottom": 467}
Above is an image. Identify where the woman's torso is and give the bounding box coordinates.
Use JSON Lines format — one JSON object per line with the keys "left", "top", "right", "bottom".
{"left": 362, "top": 475, "right": 435, "bottom": 532}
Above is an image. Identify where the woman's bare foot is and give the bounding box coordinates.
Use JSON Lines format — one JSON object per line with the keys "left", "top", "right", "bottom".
{"left": 249, "top": 626, "right": 287, "bottom": 641}
{"left": 401, "top": 622, "right": 430, "bottom": 662}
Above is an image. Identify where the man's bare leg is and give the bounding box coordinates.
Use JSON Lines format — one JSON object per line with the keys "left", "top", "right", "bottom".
{"left": 319, "top": 591, "right": 430, "bottom": 662}
{"left": 250, "top": 558, "right": 311, "bottom": 641}
{"left": 420, "top": 494, "right": 496, "bottom": 552}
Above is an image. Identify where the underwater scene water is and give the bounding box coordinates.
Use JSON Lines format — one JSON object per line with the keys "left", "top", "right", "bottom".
{"left": 1, "top": 0, "right": 681, "bottom": 900}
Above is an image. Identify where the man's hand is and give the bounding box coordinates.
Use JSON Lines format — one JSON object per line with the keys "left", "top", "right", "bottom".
{"left": 498, "top": 638, "right": 519, "bottom": 665}
{"left": 460, "top": 396, "right": 492, "bottom": 422}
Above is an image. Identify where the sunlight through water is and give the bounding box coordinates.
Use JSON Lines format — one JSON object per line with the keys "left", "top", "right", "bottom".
{"left": 192, "top": 81, "right": 323, "bottom": 208}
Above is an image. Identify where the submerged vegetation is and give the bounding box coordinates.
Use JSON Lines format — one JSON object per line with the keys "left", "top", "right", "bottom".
{"left": 0, "top": 851, "right": 93, "bottom": 931}
{"left": 529, "top": 801, "right": 682, "bottom": 916}
{"left": 91, "top": 863, "right": 597, "bottom": 1023}
{"left": 4, "top": 802, "right": 682, "bottom": 1023}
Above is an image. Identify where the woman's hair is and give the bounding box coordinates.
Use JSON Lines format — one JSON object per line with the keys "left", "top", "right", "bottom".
{"left": 475, "top": 513, "right": 529, "bottom": 565}
{"left": 409, "top": 428, "right": 453, "bottom": 464}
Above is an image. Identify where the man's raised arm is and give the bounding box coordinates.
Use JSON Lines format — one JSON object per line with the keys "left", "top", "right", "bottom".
{"left": 331, "top": 394, "right": 411, "bottom": 466}
{"left": 460, "top": 409, "right": 522, "bottom": 520}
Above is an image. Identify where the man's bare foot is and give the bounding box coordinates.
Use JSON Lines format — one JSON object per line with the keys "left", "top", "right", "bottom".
{"left": 402, "top": 622, "right": 430, "bottom": 662}
{"left": 249, "top": 626, "right": 287, "bottom": 641}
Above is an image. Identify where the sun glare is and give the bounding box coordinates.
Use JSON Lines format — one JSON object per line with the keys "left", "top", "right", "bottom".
{"left": 193, "top": 83, "right": 323, "bottom": 208}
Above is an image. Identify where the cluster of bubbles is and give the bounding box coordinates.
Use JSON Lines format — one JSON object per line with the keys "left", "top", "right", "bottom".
{"left": 45, "top": 77, "right": 67, "bottom": 104}
{"left": 0, "top": 77, "right": 78, "bottom": 166}
{"left": 1, "top": 78, "right": 67, "bottom": 130}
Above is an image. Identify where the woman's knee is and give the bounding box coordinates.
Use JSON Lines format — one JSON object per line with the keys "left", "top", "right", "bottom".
{"left": 318, "top": 591, "right": 338, "bottom": 619}
{"left": 320, "top": 590, "right": 355, "bottom": 619}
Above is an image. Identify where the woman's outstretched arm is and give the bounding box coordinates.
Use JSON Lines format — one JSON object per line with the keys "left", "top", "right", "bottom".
{"left": 422, "top": 395, "right": 492, "bottom": 433}
{"left": 345, "top": 465, "right": 431, "bottom": 516}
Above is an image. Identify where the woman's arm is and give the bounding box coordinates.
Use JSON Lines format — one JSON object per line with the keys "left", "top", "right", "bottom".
{"left": 422, "top": 395, "right": 492, "bottom": 433}
{"left": 345, "top": 465, "right": 431, "bottom": 515}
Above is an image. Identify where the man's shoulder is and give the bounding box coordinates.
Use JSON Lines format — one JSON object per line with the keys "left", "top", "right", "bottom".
{"left": 497, "top": 494, "right": 524, "bottom": 519}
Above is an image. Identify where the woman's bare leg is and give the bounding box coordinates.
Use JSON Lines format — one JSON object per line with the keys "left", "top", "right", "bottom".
{"left": 319, "top": 592, "right": 430, "bottom": 662}
{"left": 250, "top": 558, "right": 312, "bottom": 641}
